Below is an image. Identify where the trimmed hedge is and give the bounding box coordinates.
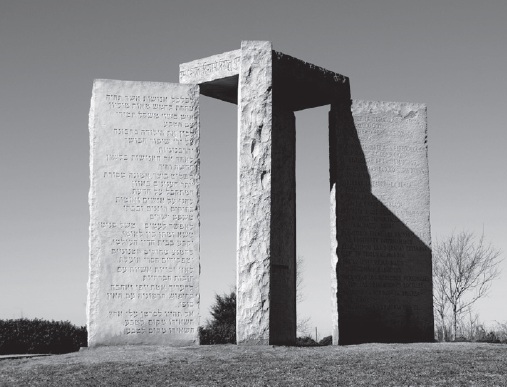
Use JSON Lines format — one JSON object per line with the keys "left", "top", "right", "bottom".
{"left": 0, "top": 318, "right": 87, "bottom": 354}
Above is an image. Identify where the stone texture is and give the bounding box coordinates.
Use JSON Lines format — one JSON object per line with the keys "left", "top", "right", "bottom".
{"left": 177, "top": 41, "right": 433, "bottom": 346}
{"left": 179, "top": 49, "right": 241, "bottom": 85}
{"left": 329, "top": 99, "right": 433, "bottom": 345}
{"left": 88, "top": 79, "right": 200, "bottom": 346}
{"left": 180, "top": 49, "right": 241, "bottom": 104}
{"left": 237, "top": 41, "right": 273, "bottom": 345}
{"left": 180, "top": 41, "right": 348, "bottom": 346}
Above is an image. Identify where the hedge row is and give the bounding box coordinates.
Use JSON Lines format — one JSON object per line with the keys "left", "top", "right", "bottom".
{"left": 0, "top": 318, "right": 87, "bottom": 354}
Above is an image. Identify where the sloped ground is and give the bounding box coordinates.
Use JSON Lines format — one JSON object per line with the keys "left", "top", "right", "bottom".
{"left": 1, "top": 342, "right": 506, "bottom": 386}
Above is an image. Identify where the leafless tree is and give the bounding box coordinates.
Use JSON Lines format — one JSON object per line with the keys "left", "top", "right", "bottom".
{"left": 433, "top": 259, "right": 451, "bottom": 341}
{"left": 296, "top": 255, "right": 305, "bottom": 304}
{"left": 461, "top": 310, "right": 481, "bottom": 341}
{"left": 296, "top": 255, "right": 312, "bottom": 336}
{"left": 433, "top": 230, "right": 502, "bottom": 340}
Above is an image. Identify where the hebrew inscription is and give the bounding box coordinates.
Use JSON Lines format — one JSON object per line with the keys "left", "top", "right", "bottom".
{"left": 331, "top": 100, "right": 433, "bottom": 344}
{"left": 88, "top": 79, "right": 200, "bottom": 346}
{"left": 350, "top": 100, "right": 430, "bottom": 252}
{"left": 179, "top": 49, "right": 241, "bottom": 84}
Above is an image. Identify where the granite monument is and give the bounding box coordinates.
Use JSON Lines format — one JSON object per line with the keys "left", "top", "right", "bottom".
{"left": 88, "top": 41, "right": 433, "bottom": 347}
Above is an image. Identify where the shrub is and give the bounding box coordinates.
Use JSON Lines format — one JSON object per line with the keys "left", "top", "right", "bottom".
{"left": 319, "top": 335, "right": 333, "bottom": 346}
{"left": 494, "top": 322, "right": 507, "bottom": 343}
{"left": 198, "top": 291, "right": 332, "bottom": 347}
{"left": 296, "top": 336, "right": 318, "bottom": 347}
{"left": 0, "top": 318, "right": 87, "bottom": 354}
{"left": 199, "top": 292, "right": 236, "bottom": 344}
{"left": 476, "top": 331, "right": 500, "bottom": 343}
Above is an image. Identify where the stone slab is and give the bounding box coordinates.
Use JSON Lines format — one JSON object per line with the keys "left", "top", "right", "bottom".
{"left": 330, "top": 100, "right": 433, "bottom": 345}
{"left": 180, "top": 49, "right": 241, "bottom": 104}
{"left": 179, "top": 49, "right": 241, "bottom": 85}
{"left": 88, "top": 79, "right": 200, "bottom": 346}
{"left": 179, "top": 47, "right": 351, "bottom": 109}
{"left": 273, "top": 51, "right": 349, "bottom": 111}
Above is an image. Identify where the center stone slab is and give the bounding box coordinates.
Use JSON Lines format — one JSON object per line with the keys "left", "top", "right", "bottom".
{"left": 180, "top": 41, "right": 349, "bottom": 345}
{"left": 88, "top": 79, "right": 200, "bottom": 346}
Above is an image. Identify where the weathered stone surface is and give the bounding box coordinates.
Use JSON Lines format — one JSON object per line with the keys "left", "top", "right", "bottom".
{"left": 180, "top": 41, "right": 348, "bottom": 345}
{"left": 180, "top": 49, "right": 240, "bottom": 104}
{"left": 177, "top": 41, "right": 433, "bottom": 346}
{"left": 88, "top": 79, "right": 200, "bottom": 346}
{"left": 179, "top": 49, "right": 241, "bottom": 85}
{"left": 237, "top": 41, "right": 273, "bottom": 345}
{"left": 330, "top": 100, "right": 433, "bottom": 345}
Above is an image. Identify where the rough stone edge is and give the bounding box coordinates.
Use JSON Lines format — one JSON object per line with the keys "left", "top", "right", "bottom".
{"left": 179, "top": 49, "right": 241, "bottom": 84}
{"left": 237, "top": 41, "right": 273, "bottom": 345}
{"left": 330, "top": 184, "right": 339, "bottom": 345}
{"left": 328, "top": 101, "right": 352, "bottom": 346}
{"left": 87, "top": 79, "right": 100, "bottom": 347}
{"left": 351, "top": 99, "right": 427, "bottom": 119}
{"left": 273, "top": 51, "right": 349, "bottom": 86}
{"left": 190, "top": 82, "right": 202, "bottom": 345}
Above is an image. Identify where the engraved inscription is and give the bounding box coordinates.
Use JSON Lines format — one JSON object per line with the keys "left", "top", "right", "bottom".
{"left": 332, "top": 101, "right": 432, "bottom": 343}
{"left": 179, "top": 55, "right": 240, "bottom": 80}
{"left": 341, "top": 102, "right": 430, "bottom": 309}
{"left": 89, "top": 80, "right": 199, "bottom": 345}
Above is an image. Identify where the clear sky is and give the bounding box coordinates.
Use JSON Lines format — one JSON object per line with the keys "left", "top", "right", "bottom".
{"left": 1, "top": 0, "right": 506, "bottom": 338}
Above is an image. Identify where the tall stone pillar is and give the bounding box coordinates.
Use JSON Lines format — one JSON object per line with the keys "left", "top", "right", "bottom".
{"left": 180, "top": 42, "right": 355, "bottom": 346}
{"left": 329, "top": 99, "right": 354, "bottom": 345}
{"left": 269, "top": 107, "right": 296, "bottom": 345}
{"left": 236, "top": 41, "right": 297, "bottom": 345}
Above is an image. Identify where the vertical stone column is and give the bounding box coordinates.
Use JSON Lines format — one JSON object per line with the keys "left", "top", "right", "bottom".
{"left": 270, "top": 107, "right": 296, "bottom": 345}
{"left": 237, "top": 41, "right": 273, "bottom": 345}
{"left": 329, "top": 98, "right": 354, "bottom": 345}
{"left": 237, "top": 41, "right": 297, "bottom": 345}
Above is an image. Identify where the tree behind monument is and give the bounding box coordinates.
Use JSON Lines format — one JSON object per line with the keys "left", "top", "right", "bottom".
{"left": 433, "top": 230, "right": 502, "bottom": 341}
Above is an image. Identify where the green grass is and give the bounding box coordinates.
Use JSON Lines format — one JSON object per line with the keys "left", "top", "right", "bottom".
{"left": 1, "top": 342, "right": 506, "bottom": 386}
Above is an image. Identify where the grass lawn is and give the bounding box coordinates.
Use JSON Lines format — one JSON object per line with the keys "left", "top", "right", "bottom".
{"left": 1, "top": 342, "right": 506, "bottom": 386}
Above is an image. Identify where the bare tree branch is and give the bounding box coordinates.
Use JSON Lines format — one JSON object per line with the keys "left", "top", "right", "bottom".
{"left": 296, "top": 255, "right": 312, "bottom": 337}
{"left": 433, "top": 230, "right": 502, "bottom": 340}
{"left": 296, "top": 254, "right": 305, "bottom": 304}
